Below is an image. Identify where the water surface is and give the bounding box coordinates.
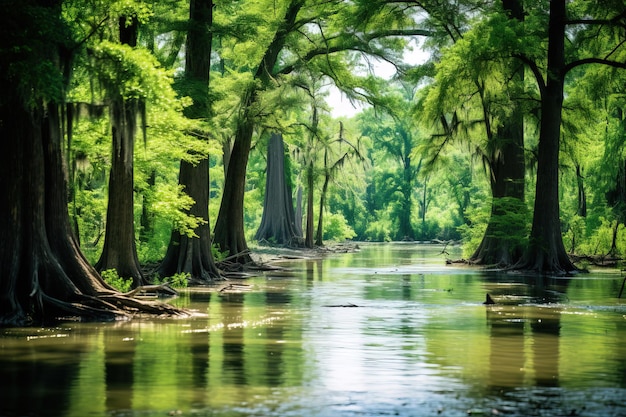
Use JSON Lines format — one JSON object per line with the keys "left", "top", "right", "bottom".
{"left": 2, "top": 243, "right": 626, "bottom": 416}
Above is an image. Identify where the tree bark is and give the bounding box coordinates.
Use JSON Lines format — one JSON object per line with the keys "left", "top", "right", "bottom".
{"left": 158, "top": 0, "right": 221, "bottom": 282}
{"left": 576, "top": 163, "right": 587, "bottom": 217}
{"left": 398, "top": 147, "right": 415, "bottom": 240}
{"left": 519, "top": 0, "right": 577, "bottom": 274}
{"left": 95, "top": 16, "right": 145, "bottom": 286}
{"left": 305, "top": 161, "right": 315, "bottom": 248}
{"left": 213, "top": 113, "right": 256, "bottom": 262}
{"left": 95, "top": 99, "right": 145, "bottom": 286}
{"left": 305, "top": 103, "right": 319, "bottom": 248}
{"left": 470, "top": 109, "right": 526, "bottom": 266}
{"left": 314, "top": 153, "right": 330, "bottom": 246}
{"left": 255, "top": 133, "right": 302, "bottom": 245}
{"left": 295, "top": 186, "right": 304, "bottom": 237}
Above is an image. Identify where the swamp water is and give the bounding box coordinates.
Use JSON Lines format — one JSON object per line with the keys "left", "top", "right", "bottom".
{"left": 1, "top": 243, "right": 626, "bottom": 417}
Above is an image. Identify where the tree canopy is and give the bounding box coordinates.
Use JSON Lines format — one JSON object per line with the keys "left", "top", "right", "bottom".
{"left": 3, "top": 0, "right": 626, "bottom": 324}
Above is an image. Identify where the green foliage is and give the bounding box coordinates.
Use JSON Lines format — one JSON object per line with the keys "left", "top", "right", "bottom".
{"left": 364, "top": 209, "right": 394, "bottom": 242}
{"left": 459, "top": 197, "right": 529, "bottom": 259}
{"left": 44, "top": 0, "right": 626, "bottom": 273}
{"left": 211, "top": 244, "right": 228, "bottom": 263}
{"left": 323, "top": 212, "right": 356, "bottom": 242}
{"left": 563, "top": 214, "right": 587, "bottom": 254}
{"left": 101, "top": 269, "right": 133, "bottom": 292}
{"left": 2, "top": 2, "right": 68, "bottom": 106}
{"left": 575, "top": 218, "right": 621, "bottom": 257}
{"left": 167, "top": 272, "right": 190, "bottom": 289}
{"left": 91, "top": 41, "right": 176, "bottom": 103}
{"left": 457, "top": 207, "right": 489, "bottom": 258}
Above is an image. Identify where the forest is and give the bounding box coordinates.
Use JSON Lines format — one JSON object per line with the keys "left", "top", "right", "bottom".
{"left": 1, "top": 0, "right": 626, "bottom": 326}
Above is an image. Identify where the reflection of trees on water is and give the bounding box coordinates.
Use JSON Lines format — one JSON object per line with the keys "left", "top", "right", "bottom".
{"left": 265, "top": 291, "right": 291, "bottom": 387}
{"left": 0, "top": 332, "right": 84, "bottom": 416}
{"left": 104, "top": 326, "right": 136, "bottom": 410}
{"left": 221, "top": 292, "right": 247, "bottom": 387}
{"left": 485, "top": 275, "right": 569, "bottom": 391}
{"left": 219, "top": 289, "right": 302, "bottom": 389}
{"left": 305, "top": 258, "right": 324, "bottom": 288}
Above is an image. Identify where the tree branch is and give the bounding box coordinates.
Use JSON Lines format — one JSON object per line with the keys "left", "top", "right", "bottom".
{"left": 564, "top": 57, "right": 626, "bottom": 75}
{"left": 513, "top": 53, "right": 546, "bottom": 97}
{"left": 566, "top": 9, "right": 626, "bottom": 27}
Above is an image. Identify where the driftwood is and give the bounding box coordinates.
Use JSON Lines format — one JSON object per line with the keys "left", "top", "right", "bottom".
{"left": 569, "top": 253, "right": 623, "bottom": 267}
{"left": 123, "top": 284, "right": 178, "bottom": 298}
{"left": 218, "top": 283, "right": 251, "bottom": 293}
{"left": 323, "top": 302, "right": 359, "bottom": 307}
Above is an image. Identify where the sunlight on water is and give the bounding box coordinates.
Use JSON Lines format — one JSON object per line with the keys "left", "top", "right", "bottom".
{"left": 1, "top": 243, "right": 626, "bottom": 417}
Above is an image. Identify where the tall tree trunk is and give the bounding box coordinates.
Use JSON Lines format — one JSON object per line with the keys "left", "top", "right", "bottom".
{"left": 399, "top": 153, "right": 414, "bottom": 240}
{"left": 420, "top": 178, "right": 428, "bottom": 239}
{"left": 158, "top": 0, "right": 221, "bottom": 282}
{"left": 470, "top": 114, "right": 526, "bottom": 265}
{"left": 255, "top": 133, "right": 301, "bottom": 245}
{"left": 95, "top": 16, "right": 145, "bottom": 287}
{"left": 295, "top": 186, "right": 304, "bottom": 237}
{"left": 213, "top": 112, "right": 255, "bottom": 262}
{"left": 96, "top": 99, "right": 145, "bottom": 286}
{"left": 314, "top": 156, "right": 330, "bottom": 246}
{"left": 576, "top": 163, "right": 587, "bottom": 217}
{"left": 140, "top": 169, "right": 156, "bottom": 243}
{"left": 305, "top": 102, "right": 319, "bottom": 248}
{"left": 213, "top": 0, "right": 305, "bottom": 262}
{"left": 305, "top": 161, "right": 315, "bottom": 248}
{"left": 521, "top": 0, "right": 577, "bottom": 274}
{"left": 470, "top": 0, "right": 526, "bottom": 267}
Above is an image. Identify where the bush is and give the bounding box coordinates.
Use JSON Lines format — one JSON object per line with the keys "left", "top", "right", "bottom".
{"left": 324, "top": 211, "right": 357, "bottom": 241}
{"left": 101, "top": 269, "right": 133, "bottom": 292}
{"left": 167, "top": 272, "right": 189, "bottom": 289}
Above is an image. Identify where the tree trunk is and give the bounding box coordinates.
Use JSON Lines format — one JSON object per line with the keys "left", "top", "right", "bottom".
{"left": 314, "top": 166, "right": 330, "bottom": 246}
{"left": 255, "top": 133, "right": 302, "bottom": 245}
{"left": 213, "top": 0, "right": 305, "bottom": 261}
{"left": 470, "top": 0, "right": 526, "bottom": 267}
{"left": 213, "top": 113, "right": 255, "bottom": 263}
{"left": 140, "top": 169, "right": 156, "bottom": 243}
{"left": 158, "top": 0, "right": 221, "bottom": 282}
{"left": 95, "top": 99, "right": 145, "bottom": 286}
{"left": 520, "top": 0, "right": 577, "bottom": 274}
{"left": 576, "top": 163, "right": 587, "bottom": 217}
{"left": 95, "top": 16, "right": 145, "bottom": 286}
{"left": 159, "top": 159, "right": 221, "bottom": 281}
{"left": 420, "top": 178, "right": 428, "bottom": 239}
{"left": 470, "top": 110, "right": 526, "bottom": 266}
{"left": 305, "top": 161, "right": 315, "bottom": 248}
{"left": 399, "top": 152, "right": 414, "bottom": 240}
{"left": 295, "top": 186, "right": 304, "bottom": 237}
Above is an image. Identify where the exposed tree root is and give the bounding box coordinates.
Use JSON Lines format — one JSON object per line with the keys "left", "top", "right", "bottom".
{"left": 123, "top": 284, "right": 178, "bottom": 298}
{"left": 39, "top": 289, "right": 187, "bottom": 323}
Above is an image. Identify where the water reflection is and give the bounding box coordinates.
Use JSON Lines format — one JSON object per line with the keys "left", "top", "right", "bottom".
{"left": 1, "top": 243, "right": 626, "bottom": 417}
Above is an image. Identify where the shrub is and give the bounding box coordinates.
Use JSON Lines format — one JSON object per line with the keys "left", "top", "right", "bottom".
{"left": 101, "top": 269, "right": 133, "bottom": 293}
{"left": 168, "top": 272, "right": 190, "bottom": 289}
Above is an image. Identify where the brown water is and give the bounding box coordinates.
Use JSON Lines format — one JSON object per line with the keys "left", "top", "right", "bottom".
{"left": 1, "top": 243, "right": 626, "bottom": 417}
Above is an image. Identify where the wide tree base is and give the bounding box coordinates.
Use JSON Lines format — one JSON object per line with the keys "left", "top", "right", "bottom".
{"left": 510, "top": 249, "right": 581, "bottom": 276}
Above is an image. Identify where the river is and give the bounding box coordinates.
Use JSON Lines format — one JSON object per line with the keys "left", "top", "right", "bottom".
{"left": 1, "top": 243, "right": 625, "bottom": 416}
